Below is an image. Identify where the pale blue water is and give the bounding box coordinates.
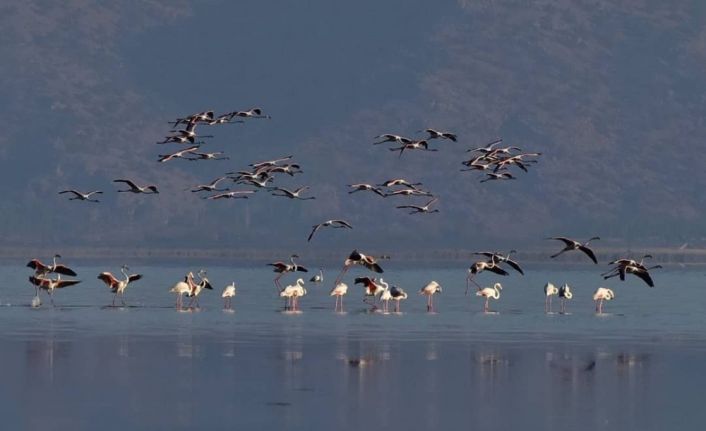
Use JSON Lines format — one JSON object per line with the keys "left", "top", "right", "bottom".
{"left": 1, "top": 264, "right": 704, "bottom": 429}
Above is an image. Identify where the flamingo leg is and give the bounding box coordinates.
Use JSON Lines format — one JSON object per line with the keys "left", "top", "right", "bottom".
{"left": 340, "top": 296, "right": 344, "bottom": 313}
{"left": 121, "top": 292, "right": 127, "bottom": 307}
{"left": 113, "top": 292, "right": 118, "bottom": 307}
{"left": 484, "top": 297, "right": 489, "bottom": 312}
{"left": 49, "top": 290, "right": 55, "bottom": 307}
{"left": 561, "top": 299, "right": 565, "bottom": 314}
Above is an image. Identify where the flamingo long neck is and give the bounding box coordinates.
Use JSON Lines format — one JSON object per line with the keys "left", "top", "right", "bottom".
{"left": 121, "top": 267, "right": 129, "bottom": 282}
{"left": 52, "top": 255, "right": 58, "bottom": 268}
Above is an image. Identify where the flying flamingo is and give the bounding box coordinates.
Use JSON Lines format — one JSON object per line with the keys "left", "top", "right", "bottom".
{"left": 548, "top": 236, "right": 600, "bottom": 264}
{"left": 113, "top": 179, "right": 159, "bottom": 194}
{"left": 268, "top": 255, "right": 308, "bottom": 291}
{"left": 465, "top": 256, "right": 509, "bottom": 295}
{"left": 334, "top": 249, "right": 386, "bottom": 285}
{"left": 476, "top": 283, "right": 502, "bottom": 312}
{"left": 419, "top": 281, "right": 442, "bottom": 312}
{"left": 97, "top": 265, "right": 143, "bottom": 306}
{"left": 58, "top": 190, "right": 103, "bottom": 203}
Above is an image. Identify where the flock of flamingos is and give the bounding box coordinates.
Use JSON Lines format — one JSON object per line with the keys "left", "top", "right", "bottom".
{"left": 38, "top": 109, "right": 663, "bottom": 315}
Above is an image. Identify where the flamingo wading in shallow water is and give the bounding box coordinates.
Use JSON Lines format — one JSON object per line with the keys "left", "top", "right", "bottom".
{"left": 476, "top": 283, "right": 502, "bottom": 312}
{"left": 420, "top": 281, "right": 442, "bottom": 312}
{"left": 97, "top": 265, "right": 143, "bottom": 306}
{"left": 222, "top": 283, "right": 237, "bottom": 309}
{"left": 593, "top": 287, "right": 614, "bottom": 313}
{"left": 330, "top": 282, "right": 348, "bottom": 312}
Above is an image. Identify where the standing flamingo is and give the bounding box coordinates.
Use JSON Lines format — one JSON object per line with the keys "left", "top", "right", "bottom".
{"left": 330, "top": 282, "right": 348, "bottom": 312}
{"left": 558, "top": 283, "right": 573, "bottom": 313}
{"left": 593, "top": 287, "right": 614, "bottom": 314}
{"left": 280, "top": 279, "right": 306, "bottom": 311}
{"left": 419, "top": 281, "right": 442, "bottom": 312}
{"left": 169, "top": 273, "right": 192, "bottom": 309}
{"left": 390, "top": 286, "right": 408, "bottom": 312}
{"left": 222, "top": 283, "right": 237, "bottom": 309}
{"left": 476, "top": 283, "right": 502, "bottom": 312}
{"left": 544, "top": 282, "right": 559, "bottom": 313}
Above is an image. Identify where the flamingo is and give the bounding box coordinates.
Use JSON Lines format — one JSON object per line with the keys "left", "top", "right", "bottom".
{"left": 270, "top": 186, "right": 316, "bottom": 200}
{"left": 396, "top": 197, "right": 439, "bottom": 215}
{"left": 466, "top": 256, "right": 509, "bottom": 294}
{"left": 378, "top": 178, "right": 422, "bottom": 189}
{"left": 558, "top": 283, "right": 573, "bottom": 313}
{"left": 185, "top": 151, "right": 229, "bottom": 161}
{"left": 157, "top": 145, "right": 201, "bottom": 163}
{"left": 188, "top": 176, "right": 229, "bottom": 193}
{"left": 384, "top": 189, "right": 433, "bottom": 198}
{"left": 28, "top": 275, "right": 81, "bottom": 307}
{"left": 466, "top": 138, "right": 503, "bottom": 154}
{"left": 249, "top": 155, "right": 293, "bottom": 169}
{"left": 419, "top": 128, "right": 457, "bottom": 142}
{"left": 380, "top": 281, "right": 392, "bottom": 313}
{"left": 473, "top": 251, "right": 524, "bottom": 275}
{"left": 169, "top": 273, "right": 193, "bottom": 309}
{"left": 310, "top": 269, "right": 324, "bottom": 283}
{"left": 58, "top": 190, "right": 103, "bottom": 203}
{"left": 170, "top": 110, "right": 214, "bottom": 128}
{"left": 479, "top": 172, "right": 516, "bottom": 183}
{"left": 334, "top": 250, "right": 386, "bottom": 285}
{"left": 186, "top": 270, "right": 213, "bottom": 308}
{"left": 373, "top": 134, "right": 412, "bottom": 145}
{"left": 544, "top": 282, "right": 559, "bottom": 313}
{"left": 280, "top": 278, "right": 306, "bottom": 311}
{"left": 113, "top": 179, "right": 159, "bottom": 194}
{"left": 330, "top": 282, "right": 348, "bottom": 312}
{"left": 476, "top": 283, "right": 502, "bottom": 312}
{"left": 419, "top": 281, "right": 442, "bottom": 312}
{"left": 389, "top": 286, "right": 408, "bottom": 312}
{"left": 548, "top": 236, "right": 600, "bottom": 264}
{"left": 203, "top": 191, "right": 254, "bottom": 200}
{"left": 593, "top": 287, "right": 614, "bottom": 313}
{"left": 27, "top": 255, "right": 77, "bottom": 277}
{"left": 307, "top": 219, "right": 353, "bottom": 242}
{"left": 354, "top": 277, "right": 385, "bottom": 309}
{"left": 347, "top": 183, "right": 386, "bottom": 197}
{"left": 222, "top": 282, "right": 237, "bottom": 309}
{"left": 228, "top": 107, "right": 270, "bottom": 119}
{"left": 97, "top": 265, "right": 143, "bottom": 306}
{"left": 268, "top": 254, "right": 308, "bottom": 291}
{"left": 389, "top": 140, "right": 437, "bottom": 157}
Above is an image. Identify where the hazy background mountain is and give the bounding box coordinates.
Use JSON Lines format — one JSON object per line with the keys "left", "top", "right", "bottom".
{"left": 2, "top": 0, "right": 705, "bottom": 256}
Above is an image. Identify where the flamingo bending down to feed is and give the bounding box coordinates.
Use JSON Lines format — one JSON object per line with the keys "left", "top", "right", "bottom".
{"left": 476, "top": 283, "right": 502, "bottom": 312}
{"left": 389, "top": 286, "right": 408, "bottom": 312}
{"left": 593, "top": 287, "right": 614, "bottom": 314}
{"left": 310, "top": 269, "right": 324, "bottom": 283}
{"left": 97, "top": 265, "right": 143, "bottom": 306}
{"left": 558, "top": 283, "right": 573, "bottom": 313}
{"left": 420, "top": 281, "right": 442, "bottom": 312}
{"left": 544, "top": 282, "right": 559, "bottom": 313}
{"left": 330, "top": 282, "right": 348, "bottom": 312}
{"left": 280, "top": 278, "right": 306, "bottom": 311}
{"left": 222, "top": 283, "right": 236, "bottom": 309}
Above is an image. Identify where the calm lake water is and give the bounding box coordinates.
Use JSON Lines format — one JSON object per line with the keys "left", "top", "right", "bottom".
{"left": 1, "top": 264, "right": 704, "bottom": 430}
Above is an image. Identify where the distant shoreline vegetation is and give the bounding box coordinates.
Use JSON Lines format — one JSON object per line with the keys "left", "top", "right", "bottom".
{"left": 1, "top": 247, "right": 705, "bottom": 266}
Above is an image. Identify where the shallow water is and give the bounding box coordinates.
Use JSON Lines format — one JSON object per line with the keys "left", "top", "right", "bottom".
{"left": 1, "top": 265, "right": 705, "bottom": 429}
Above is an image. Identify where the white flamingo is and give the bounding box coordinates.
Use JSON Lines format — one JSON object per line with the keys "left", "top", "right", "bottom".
{"left": 476, "top": 283, "right": 502, "bottom": 312}
{"left": 544, "top": 282, "right": 559, "bottom": 313}
{"left": 222, "top": 282, "right": 237, "bottom": 309}
{"left": 419, "top": 281, "right": 442, "bottom": 312}
{"left": 330, "top": 282, "right": 348, "bottom": 312}
{"left": 169, "top": 273, "right": 194, "bottom": 309}
{"left": 97, "top": 265, "right": 143, "bottom": 306}
{"left": 380, "top": 281, "right": 392, "bottom": 313}
{"left": 593, "top": 287, "right": 614, "bottom": 314}
{"left": 186, "top": 270, "right": 213, "bottom": 308}
{"left": 280, "top": 278, "right": 306, "bottom": 311}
